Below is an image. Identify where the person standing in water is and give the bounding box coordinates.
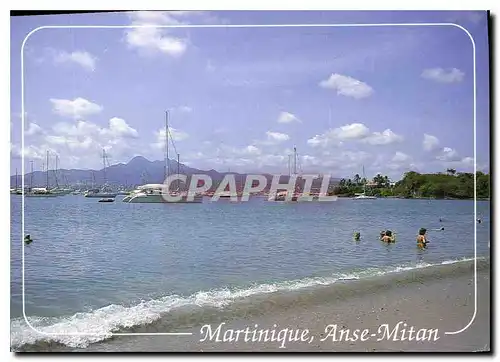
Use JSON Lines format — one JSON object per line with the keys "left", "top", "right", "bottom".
{"left": 417, "top": 228, "right": 428, "bottom": 248}
{"left": 379, "top": 230, "right": 386, "bottom": 241}
{"left": 381, "top": 230, "right": 395, "bottom": 243}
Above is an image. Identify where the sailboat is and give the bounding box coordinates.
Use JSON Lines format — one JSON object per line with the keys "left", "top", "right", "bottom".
{"left": 84, "top": 150, "right": 118, "bottom": 198}
{"left": 50, "top": 155, "right": 73, "bottom": 195}
{"left": 127, "top": 110, "right": 203, "bottom": 203}
{"left": 10, "top": 169, "right": 22, "bottom": 194}
{"left": 268, "top": 147, "right": 300, "bottom": 202}
{"left": 26, "top": 152, "right": 58, "bottom": 197}
{"left": 353, "top": 166, "right": 377, "bottom": 200}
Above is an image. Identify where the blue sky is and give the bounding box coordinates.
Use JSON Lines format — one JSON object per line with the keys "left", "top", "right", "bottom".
{"left": 10, "top": 10, "right": 490, "bottom": 180}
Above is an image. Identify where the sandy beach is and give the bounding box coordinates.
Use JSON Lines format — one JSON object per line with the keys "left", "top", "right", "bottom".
{"left": 77, "top": 258, "right": 490, "bottom": 352}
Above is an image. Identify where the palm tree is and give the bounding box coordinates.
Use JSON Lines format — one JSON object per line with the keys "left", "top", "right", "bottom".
{"left": 383, "top": 175, "right": 390, "bottom": 187}
{"left": 353, "top": 174, "right": 361, "bottom": 185}
{"left": 373, "top": 173, "right": 384, "bottom": 187}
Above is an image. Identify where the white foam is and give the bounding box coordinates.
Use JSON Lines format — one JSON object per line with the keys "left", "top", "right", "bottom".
{"left": 11, "top": 256, "right": 481, "bottom": 350}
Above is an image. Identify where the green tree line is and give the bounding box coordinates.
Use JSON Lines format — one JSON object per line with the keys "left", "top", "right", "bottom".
{"left": 332, "top": 169, "right": 490, "bottom": 199}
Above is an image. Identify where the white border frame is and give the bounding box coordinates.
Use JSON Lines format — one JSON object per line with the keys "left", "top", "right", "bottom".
{"left": 20, "top": 22, "right": 477, "bottom": 341}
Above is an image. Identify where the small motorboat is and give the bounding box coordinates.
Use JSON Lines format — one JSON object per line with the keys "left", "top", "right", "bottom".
{"left": 98, "top": 198, "right": 115, "bottom": 203}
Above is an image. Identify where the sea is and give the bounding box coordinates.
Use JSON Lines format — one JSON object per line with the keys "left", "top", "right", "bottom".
{"left": 10, "top": 195, "right": 490, "bottom": 351}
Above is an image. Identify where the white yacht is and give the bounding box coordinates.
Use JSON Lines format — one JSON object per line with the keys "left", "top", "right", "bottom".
{"left": 352, "top": 166, "right": 377, "bottom": 200}
{"left": 126, "top": 184, "right": 203, "bottom": 203}
{"left": 26, "top": 187, "right": 59, "bottom": 197}
{"left": 124, "top": 111, "right": 203, "bottom": 204}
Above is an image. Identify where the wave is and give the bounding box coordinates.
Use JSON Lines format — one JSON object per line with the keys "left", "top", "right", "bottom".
{"left": 11, "top": 256, "right": 484, "bottom": 351}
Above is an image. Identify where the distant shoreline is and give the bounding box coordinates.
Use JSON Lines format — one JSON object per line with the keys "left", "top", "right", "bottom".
{"left": 334, "top": 195, "right": 490, "bottom": 201}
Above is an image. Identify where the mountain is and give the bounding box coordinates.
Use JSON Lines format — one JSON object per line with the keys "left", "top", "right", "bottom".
{"left": 11, "top": 156, "right": 228, "bottom": 188}
{"left": 11, "top": 156, "right": 340, "bottom": 190}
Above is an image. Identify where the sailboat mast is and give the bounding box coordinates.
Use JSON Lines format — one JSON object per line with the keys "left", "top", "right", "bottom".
{"left": 102, "top": 149, "right": 106, "bottom": 185}
{"left": 165, "top": 110, "right": 169, "bottom": 180}
{"left": 293, "top": 147, "right": 297, "bottom": 175}
{"left": 46, "top": 150, "right": 49, "bottom": 189}
{"left": 363, "top": 165, "right": 366, "bottom": 194}
{"left": 54, "top": 154, "right": 59, "bottom": 187}
{"left": 30, "top": 161, "right": 33, "bottom": 190}
{"left": 177, "top": 153, "right": 180, "bottom": 190}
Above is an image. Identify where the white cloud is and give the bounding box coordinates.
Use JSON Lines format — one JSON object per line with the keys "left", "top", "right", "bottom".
{"left": 36, "top": 118, "right": 142, "bottom": 167}
{"left": 54, "top": 51, "right": 97, "bottom": 72}
{"left": 421, "top": 68, "right": 465, "bottom": 83}
{"left": 363, "top": 129, "right": 404, "bottom": 145}
{"left": 50, "top": 97, "right": 103, "bottom": 119}
{"left": 392, "top": 151, "right": 410, "bottom": 163}
{"left": 125, "top": 27, "right": 187, "bottom": 57}
{"left": 242, "top": 145, "right": 261, "bottom": 156}
{"left": 307, "top": 131, "right": 343, "bottom": 148}
{"left": 307, "top": 123, "right": 368, "bottom": 148}
{"left": 153, "top": 127, "right": 189, "bottom": 149}
{"left": 124, "top": 11, "right": 194, "bottom": 57}
{"left": 437, "top": 155, "right": 479, "bottom": 172}
{"left": 25, "top": 122, "right": 43, "bottom": 136}
{"left": 10, "top": 143, "right": 45, "bottom": 161}
{"left": 319, "top": 73, "right": 373, "bottom": 99}
{"left": 107, "top": 117, "right": 139, "bottom": 138}
{"left": 266, "top": 131, "right": 290, "bottom": 143}
{"left": 423, "top": 133, "right": 440, "bottom": 151}
{"left": 277, "top": 111, "right": 301, "bottom": 124}
{"left": 334, "top": 123, "right": 370, "bottom": 140}
{"left": 436, "top": 147, "right": 461, "bottom": 162}
{"left": 460, "top": 157, "right": 474, "bottom": 166}
{"left": 307, "top": 123, "right": 402, "bottom": 148}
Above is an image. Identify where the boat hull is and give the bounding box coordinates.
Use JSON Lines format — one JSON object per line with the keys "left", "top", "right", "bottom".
{"left": 127, "top": 193, "right": 203, "bottom": 203}
{"left": 85, "top": 193, "right": 118, "bottom": 198}
{"left": 25, "top": 193, "right": 59, "bottom": 197}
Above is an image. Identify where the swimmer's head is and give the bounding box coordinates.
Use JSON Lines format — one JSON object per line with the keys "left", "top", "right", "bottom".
{"left": 385, "top": 230, "right": 392, "bottom": 237}
{"left": 419, "top": 228, "right": 427, "bottom": 235}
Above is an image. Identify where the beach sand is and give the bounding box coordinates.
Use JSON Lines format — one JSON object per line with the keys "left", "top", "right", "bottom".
{"left": 82, "top": 259, "right": 490, "bottom": 352}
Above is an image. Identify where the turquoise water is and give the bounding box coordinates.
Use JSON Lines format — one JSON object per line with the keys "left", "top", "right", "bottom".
{"left": 10, "top": 195, "right": 490, "bottom": 349}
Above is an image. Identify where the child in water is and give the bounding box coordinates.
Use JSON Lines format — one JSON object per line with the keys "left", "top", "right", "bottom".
{"left": 379, "top": 230, "right": 386, "bottom": 240}
{"left": 381, "top": 230, "right": 395, "bottom": 243}
{"left": 417, "top": 228, "right": 428, "bottom": 248}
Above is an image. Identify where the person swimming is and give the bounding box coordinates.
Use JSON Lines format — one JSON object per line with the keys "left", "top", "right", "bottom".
{"left": 417, "top": 228, "right": 428, "bottom": 248}
{"left": 477, "top": 218, "right": 482, "bottom": 224}
{"left": 353, "top": 232, "right": 361, "bottom": 241}
{"left": 379, "top": 230, "right": 386, "bottom": 241}
{"left": 24, "top": 234, "right": 33, "bottom": 245}
{"left": 381, "top": 230, "right": 395, "bottom": 243}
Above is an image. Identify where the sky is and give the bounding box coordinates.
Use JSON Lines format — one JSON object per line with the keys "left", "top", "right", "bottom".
{"left": 10, "top": 10, "right": 490, "bottom": 180}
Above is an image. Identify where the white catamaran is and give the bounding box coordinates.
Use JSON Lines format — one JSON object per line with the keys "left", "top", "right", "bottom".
{"left": 126, "top": 110, "right": 203, "bottom": 204}
{"left": 353, "top": 166, "right": 377, "bottom": 200}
